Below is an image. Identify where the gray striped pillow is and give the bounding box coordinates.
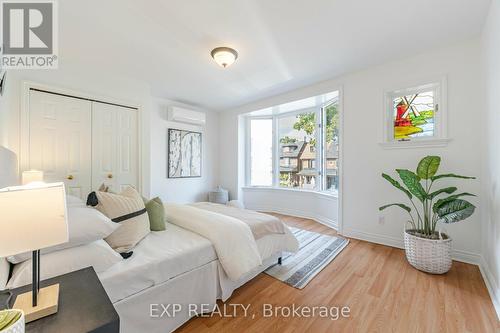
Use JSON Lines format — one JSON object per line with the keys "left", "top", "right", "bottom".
{"left": 95, "top": 186, "right": 150, "bottom": 253}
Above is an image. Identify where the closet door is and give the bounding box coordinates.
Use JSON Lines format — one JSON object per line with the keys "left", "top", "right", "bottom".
{"left": 29, "top": 90, "right": 92, "bottom": 198}
{"left": 92, "top": 102, "right": 138, "bottom": 192}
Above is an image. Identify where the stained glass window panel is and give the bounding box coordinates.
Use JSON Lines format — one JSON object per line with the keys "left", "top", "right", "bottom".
{"left": 393, "top": 91, "right": 435, "bottom": 140}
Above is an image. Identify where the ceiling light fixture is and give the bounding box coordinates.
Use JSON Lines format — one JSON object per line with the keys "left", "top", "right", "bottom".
{"left": 211, "top": 47, "right": 238, "bottom": 68}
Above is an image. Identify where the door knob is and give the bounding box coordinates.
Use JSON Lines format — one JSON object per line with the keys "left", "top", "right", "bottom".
{"left": 67, "top": 175, "right": 74, "bottom": 180}
{"left": 107, "top": 174, "right": 113, "bottom": 179}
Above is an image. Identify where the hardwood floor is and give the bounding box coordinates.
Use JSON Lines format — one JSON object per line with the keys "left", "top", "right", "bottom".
{"left": 177, "top": 214, "right": 499, "bottom": 333}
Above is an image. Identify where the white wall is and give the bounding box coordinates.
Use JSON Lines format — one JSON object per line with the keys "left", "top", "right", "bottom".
{"left": 220, "top": 39, "right": 483, "bottom": 263}
{"left": 0, "top": 66, "right": 153, "bottom": 196}
{"left": 243, "top": 188, "right": 338, "bottom": 229}
{"left": 149, "top": 99, "right": 219, "bottom": 203}
{"left": 480, "top": 0, "right": 500, "bottom": 317}
{"left": 0, "top": 85, "right": 8, "bottom": 147}
{"left": 0, "top": 65, "right": 219, "bottom": 203}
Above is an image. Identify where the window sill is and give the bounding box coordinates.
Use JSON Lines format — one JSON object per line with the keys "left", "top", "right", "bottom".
{"left": 242, "top": 186, "right": 338, "bottom": 199}
{"left": 379, "top": 138, "right": 451, "bottom": 149}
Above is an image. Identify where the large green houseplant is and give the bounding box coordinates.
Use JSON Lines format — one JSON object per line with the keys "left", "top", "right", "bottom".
{"left": 380, "top": 156, "right": 476, "bottom": 273}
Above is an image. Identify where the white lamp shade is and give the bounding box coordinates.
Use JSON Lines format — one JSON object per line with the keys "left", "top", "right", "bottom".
{"left": 0, "top": 182, "right": 68, "bottom": 257}
{"left": 22, "top": 170, "right": 44, "bottom": 185}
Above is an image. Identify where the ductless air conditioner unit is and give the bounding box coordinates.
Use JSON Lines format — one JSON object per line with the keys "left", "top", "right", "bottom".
{"left": 168, "top": 106, "right": 206, "bottom": 126}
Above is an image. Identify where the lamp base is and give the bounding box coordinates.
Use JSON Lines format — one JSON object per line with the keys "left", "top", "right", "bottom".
{"left": 12, "top": 284, "right": 59, "bottom": 323}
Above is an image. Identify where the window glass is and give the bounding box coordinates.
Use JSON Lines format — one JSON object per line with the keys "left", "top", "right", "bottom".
{"left": 247, "top": 90, "right": 341, "bottom": 194}
{"left": 250, "top": 119, "right": 273, "bottom": 186}
{"left": 393, "top": 91, "right": 435, "bottom": 140}
{"left": 324, "top": 101, "right": 339, "bottom": 192}
{"left": 278, "top": 112, "right": 317, "bottom": 189}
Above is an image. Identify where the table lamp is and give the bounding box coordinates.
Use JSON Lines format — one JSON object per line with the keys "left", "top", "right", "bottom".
{"left": 0, "top": 182, "right": 68, "bottom": 322}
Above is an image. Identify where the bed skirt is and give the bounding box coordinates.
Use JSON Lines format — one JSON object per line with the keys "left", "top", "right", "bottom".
{"left": 114, "top": 252, "right": 282, "bottom": 333}
{"left": 114, "top": 261, "right": 219, "bottom": 333}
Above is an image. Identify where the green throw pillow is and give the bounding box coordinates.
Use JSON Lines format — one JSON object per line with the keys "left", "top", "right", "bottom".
{"left": 145, "top": 197, "right": 166, "bottom": 231}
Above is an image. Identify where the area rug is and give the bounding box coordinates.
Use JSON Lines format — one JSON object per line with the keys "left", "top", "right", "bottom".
{"left": 264, "top": 227, "right": 349, "bottom": 289}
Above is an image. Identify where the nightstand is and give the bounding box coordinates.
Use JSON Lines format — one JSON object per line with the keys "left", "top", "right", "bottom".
{"left": 4, "top": 267, "right": 119, "bottom": 333}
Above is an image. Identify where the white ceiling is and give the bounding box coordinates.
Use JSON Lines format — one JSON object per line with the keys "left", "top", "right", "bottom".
{"left": 60, "top": 0, "right": 491, "bottom": 111}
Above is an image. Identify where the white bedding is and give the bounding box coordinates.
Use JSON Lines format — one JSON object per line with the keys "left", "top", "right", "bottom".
{"left": 164, "top": 203, "right": 263, "bottom": 281}
{"left": 99, "top": 221, "right": 298, "bottom": 304}
{"left": 99, "top": 223, "right": 217, "bottom": 303}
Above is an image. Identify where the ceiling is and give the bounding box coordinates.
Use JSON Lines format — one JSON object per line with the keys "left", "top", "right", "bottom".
{"left": 60, "top": 0, "right": 491, "bottom": 111}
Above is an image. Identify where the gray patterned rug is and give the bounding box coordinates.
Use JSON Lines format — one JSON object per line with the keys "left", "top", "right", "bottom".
{"left": 265, "top": 227, "right": 349, "bottom": 289}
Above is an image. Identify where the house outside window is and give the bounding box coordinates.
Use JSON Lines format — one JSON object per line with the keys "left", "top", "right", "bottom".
{"left": 247, "top": 90, "right": 340, "bottom": 193}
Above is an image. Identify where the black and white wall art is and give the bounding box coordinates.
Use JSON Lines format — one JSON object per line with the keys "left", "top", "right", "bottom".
{"left": 167, "top": 129, "right": 202, "bottom": 178}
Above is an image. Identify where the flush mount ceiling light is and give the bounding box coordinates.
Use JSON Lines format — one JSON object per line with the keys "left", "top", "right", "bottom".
{"left": 211, "top": 47, "right": 238, "bottom": 68}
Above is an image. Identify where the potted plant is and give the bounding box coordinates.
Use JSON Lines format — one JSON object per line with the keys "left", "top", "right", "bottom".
{"left": 0, "top": 309, "right": 24, "bottom": 333}
{"left": 380, "top": 156, "right": 476, "bottom": 274}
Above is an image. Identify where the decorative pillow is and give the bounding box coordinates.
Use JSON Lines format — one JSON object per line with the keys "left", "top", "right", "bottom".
{"left": 6, "top": 240, "right": 122, "bottom": 289}
{"left": 144, "top": 197, "right": 166, "bottom": 231}
{"left": 7, "top": 206, "right": 120, "bottom": 264}
{"left": 0, "top": 258, "right": 9, "bottom": 291}
{"left": 95, "top": 186, "right": 150, "bottom": 253}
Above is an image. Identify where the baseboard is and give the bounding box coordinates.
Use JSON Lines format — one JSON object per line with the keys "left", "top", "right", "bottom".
{"left": 342, "top": 228, "right": 404, "bottom": 249}
{"left": 246, "top": 204, "right": 338, "bottom": 230}
{"left": 342, "top": 228, "right": 481, "bottom": 265}
{"left": 479, "top": 256, "right": 500, "bottom": 320}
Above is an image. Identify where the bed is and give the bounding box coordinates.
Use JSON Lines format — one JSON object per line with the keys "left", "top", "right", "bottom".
{"left": 0, "top": 146, "right": 299, "bottom": 333}
{"left": 103, "top": 219, "right": 298, "bottom": 333}
{"left": 3, "top": 202, "right": 298, "bottom": 333}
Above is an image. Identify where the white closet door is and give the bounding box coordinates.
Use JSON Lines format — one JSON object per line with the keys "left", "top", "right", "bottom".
{"left": 92, "top": 102, "right": 138, "bottom": 192}
{"left": 29, "top": 90, "right": 92, "bottom": 199}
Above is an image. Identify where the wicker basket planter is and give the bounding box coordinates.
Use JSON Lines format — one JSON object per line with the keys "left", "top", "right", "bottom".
{"left": 404, "top": 229, "right": 452, "bottom": 274}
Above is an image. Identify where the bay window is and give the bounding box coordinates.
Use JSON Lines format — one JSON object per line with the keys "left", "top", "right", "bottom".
{"left": 247, "top": 91, "right": 340, "bottom": 193}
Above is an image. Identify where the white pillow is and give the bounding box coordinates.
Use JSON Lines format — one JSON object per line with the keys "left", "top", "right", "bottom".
{"left": 0, "top": 258, "right": 9, "bottom": 290}
{"left": 8, "top": 206, "right": 120, "bottom": 264}
{"left": 66, "top": 194, "right": 85, "bottom": 207}
{"left": 6, "top": 240, "right": 122, "bottom": 289}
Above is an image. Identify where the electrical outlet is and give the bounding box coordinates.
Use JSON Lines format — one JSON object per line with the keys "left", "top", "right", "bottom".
{"left": 378, "top": 216, "right": 385, "bottom": 225}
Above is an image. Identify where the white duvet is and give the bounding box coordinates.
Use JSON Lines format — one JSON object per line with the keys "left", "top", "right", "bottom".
{"left": 164, "top": 203, "right": 263, "bottom": 281}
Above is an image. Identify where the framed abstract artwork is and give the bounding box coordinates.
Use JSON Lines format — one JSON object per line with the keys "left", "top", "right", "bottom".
{"left": 167, "top": 128, "right": 202, "bottom": 178}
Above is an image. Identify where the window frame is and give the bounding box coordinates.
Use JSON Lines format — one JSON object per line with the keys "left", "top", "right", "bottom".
{"left": 320, "top": 99, "right": 340, "bottom": 193}
{"left": 246, "top": 93, "right": 341, "bottom": 194}
{"left": 382, "top": 77, "right": 448, "bottom": 148}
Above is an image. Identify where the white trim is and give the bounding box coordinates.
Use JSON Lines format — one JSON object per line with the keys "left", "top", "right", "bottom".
{"left": 245, "top": 117, "right": 251, "bottom": 187}
{"left": 272, "top": 114, "right": 279, "bottom": 187}
{"left": 379, "top": 138, "right": 452, "bottom": 149}
{"left": 20, "top": 80, "right": 143, "bottom": 193}
{"left": 337, "top": 86, "right": 344, "bottom": 233}
{"left": 342, "top": 228, "right": 481, "bottom": 265}
{"left": 479, "top": 256, "right": 500, "bottom": 320}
